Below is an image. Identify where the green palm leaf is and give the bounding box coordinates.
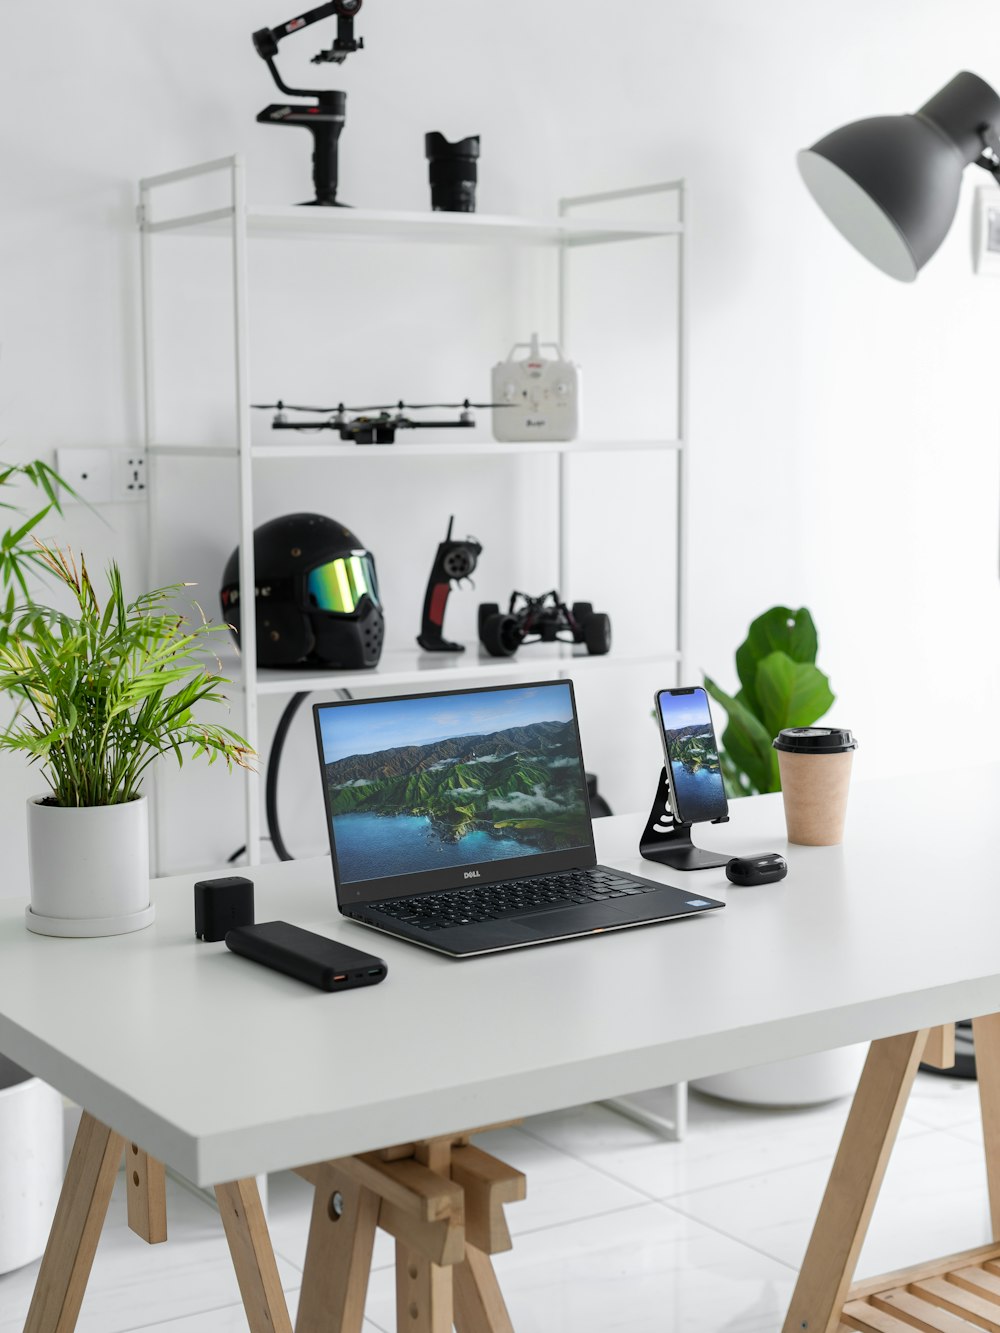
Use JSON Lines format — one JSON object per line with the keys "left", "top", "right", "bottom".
{"left": 0, "top": 543, "right": 255, "bottom": 806}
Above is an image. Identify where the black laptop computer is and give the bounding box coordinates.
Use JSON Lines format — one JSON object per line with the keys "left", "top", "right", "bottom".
{"left": 313, "top": 679, "right": 724, "bottom": 957}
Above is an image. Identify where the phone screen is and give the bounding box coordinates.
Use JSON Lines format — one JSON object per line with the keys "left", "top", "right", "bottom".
{"left": 655, "top": 687, "right": 729, "bottom": 823}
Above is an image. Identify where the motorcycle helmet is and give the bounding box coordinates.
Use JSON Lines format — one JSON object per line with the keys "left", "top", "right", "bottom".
{"left": 221, "top": 513, "right": 384, "bottom": 669}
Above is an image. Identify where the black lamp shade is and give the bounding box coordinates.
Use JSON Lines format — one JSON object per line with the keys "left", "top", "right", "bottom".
{"left": 798, "top": 72, "right": 1000, "bottom": 281}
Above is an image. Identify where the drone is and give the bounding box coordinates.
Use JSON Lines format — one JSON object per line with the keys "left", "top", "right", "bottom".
{"left": 252, "top": 399, "right": 511, "bottom": 445}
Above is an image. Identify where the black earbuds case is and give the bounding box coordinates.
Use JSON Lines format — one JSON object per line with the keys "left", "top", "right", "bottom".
{"left": 725, "top": 854, "right": 787, "bottom": 886}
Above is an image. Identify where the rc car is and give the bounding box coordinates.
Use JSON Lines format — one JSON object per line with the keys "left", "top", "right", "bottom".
{"left": 478, "top": 591, "right": 612, "bottom": 658}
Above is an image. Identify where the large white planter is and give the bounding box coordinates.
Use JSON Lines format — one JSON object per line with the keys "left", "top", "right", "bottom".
{"left": 694, "top": 1043, "right": 869, "bottom": 1107}
{"left": 25, "top": 795, "right": 155, "bottom": 937}
{"left": 0, "top": 1055, "right": 63, "bottom": 1275}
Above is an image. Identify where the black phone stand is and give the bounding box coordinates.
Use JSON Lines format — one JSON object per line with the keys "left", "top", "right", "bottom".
{"left": 639, "top": 767, "right": 731, "bottom": 872}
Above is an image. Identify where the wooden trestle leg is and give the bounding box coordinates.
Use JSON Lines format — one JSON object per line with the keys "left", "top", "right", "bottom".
{"left": 24, "top": 1113, "right": 127, "bottom": 1333}
{"left": 25, "top": 1114, "right": 524, "bottom": 1333}
{"left": 777, "top": 1022, "right": 1000, "bottom": 1333}
{"left": 295, "top": 1124, "right": 525, "bottom": 1333}
{"left": 295, "top": 1164, "right": 379, "bottom": 1333}
{"left": 454, "top": 1244, "right": 516, "bottom": 1333}
{"left": 782, "top": 1029, "right": 931, "bottom": 1333}
{"left": 215, "top": 1178, "right": 293, "bottom": 1333}
{"left": 973, "top": 1013, "right": 1000, "bottom": 1238}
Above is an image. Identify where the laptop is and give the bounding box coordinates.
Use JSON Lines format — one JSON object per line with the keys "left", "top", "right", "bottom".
{"left": 313, "top": 680, "right": 724, "bottom": 957}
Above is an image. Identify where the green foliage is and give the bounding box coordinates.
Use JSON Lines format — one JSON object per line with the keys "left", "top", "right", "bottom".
{"left": 0, "top": 460, "right": 74, "bottom": 631}
{"left": 704, "top": 606, "right": 834, "bottom": 797}
{"left": 0, "top": 544, "right": 254, "bottom": 807}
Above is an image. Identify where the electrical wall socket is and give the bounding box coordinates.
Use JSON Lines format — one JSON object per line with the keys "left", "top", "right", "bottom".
{"left": 55, "top": 448, "right": 112, "bottom": 504}
{"left": 55, "top": 448, "right": 147, "bottom": 504}
{"left": 115, "top": 451, "right": 146, "bottom": 503}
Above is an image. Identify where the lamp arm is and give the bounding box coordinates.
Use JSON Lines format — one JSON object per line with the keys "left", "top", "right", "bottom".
{"left": 974, "top": 125, "right": 1000, "bottom": 184}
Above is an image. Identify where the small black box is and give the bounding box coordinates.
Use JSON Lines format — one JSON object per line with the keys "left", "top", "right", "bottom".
{"left": 194, "top": 876, "right": 254, "bottom": 942}
{"left": 725, "top": 854, "right": 787, "bottom": 887}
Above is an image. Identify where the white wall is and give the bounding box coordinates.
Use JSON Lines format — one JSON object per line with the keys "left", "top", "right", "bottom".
{"left": 1, "top": 1, "right": 998, "bottom": 885}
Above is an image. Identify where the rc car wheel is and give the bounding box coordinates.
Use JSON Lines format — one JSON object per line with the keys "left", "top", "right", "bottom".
{"left": 583, "top": 612, "right": 611, "bottom": 656}
{"left": 571, "top": 601, "right": 594, "bottom": 625}
{"left": 481, "top": 613, "right": 522, "bottom": 658}
{"left": 478, "top": 603, "right": 500, "bottom": 640}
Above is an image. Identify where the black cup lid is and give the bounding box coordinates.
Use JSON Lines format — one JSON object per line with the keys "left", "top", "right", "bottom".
{"left": 773, "top": 726, "right": 858, "bottom": 754}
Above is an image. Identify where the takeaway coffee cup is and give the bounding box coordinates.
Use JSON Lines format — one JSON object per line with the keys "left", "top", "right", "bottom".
{"left": 772, "top": 727, "right": 858, "bottom": 846}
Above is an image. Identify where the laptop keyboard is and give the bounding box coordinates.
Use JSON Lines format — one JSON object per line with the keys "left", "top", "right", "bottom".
{"left": 367, "top": 867, "right": 658, "bottom": 932}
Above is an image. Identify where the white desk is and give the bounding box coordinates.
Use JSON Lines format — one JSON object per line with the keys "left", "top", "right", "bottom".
{"left": 4, "top": 772, "right": 1000, "bottom": 1333}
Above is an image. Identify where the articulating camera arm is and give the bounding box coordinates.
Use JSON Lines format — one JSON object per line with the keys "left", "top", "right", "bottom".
{"left": 252, "top": 0, "right": 364, "bottom": 206}
{"left": 253, "top": 0, "right": 363, "bottom": 96}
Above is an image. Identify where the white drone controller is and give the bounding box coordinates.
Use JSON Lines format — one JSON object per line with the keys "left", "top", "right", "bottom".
{"left": 491, "top": 333, "right": 580, "bottom": 442}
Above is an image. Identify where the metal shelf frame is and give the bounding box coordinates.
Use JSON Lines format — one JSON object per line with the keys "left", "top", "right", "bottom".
{"left": 138, "top": 153, "right": 688, "bottom": 868}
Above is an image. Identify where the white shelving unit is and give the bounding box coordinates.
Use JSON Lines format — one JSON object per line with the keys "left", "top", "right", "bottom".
{"left": 137, "top": 154, "right": 688, "bottom": 866}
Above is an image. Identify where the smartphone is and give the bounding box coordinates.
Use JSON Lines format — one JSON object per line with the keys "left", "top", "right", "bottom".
{"left": 654, "top": 686, "right": 729, "bottom": 824}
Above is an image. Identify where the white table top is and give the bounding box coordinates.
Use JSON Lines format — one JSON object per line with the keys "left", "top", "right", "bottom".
{"left": 1, "top": 772, "right": 999, "bottom": 1187}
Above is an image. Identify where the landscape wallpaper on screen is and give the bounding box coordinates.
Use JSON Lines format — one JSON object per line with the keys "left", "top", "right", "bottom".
{"left": 659, "top": 690, "right": 727, "bottom": 824}
{"left": 321, "top": 686, "right": 591, "bottom": 885}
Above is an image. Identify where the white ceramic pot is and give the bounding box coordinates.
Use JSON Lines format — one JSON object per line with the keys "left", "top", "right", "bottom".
{"left": 0, "top": 1055, "right": 63, "bottom": 1275}
{"left": 25, "top": 795, "right": 155, "bottom": 937}
{"left": 693, "top": 1043, "right": 869, "bottom": 1107}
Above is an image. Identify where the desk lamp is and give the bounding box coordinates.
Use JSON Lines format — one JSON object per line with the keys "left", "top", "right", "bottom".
{"left": 798, "top": 72, "right": 1000, "bottom": 1080}
{"left": 798, "top": 71, "right": 1000, "bottom": 280}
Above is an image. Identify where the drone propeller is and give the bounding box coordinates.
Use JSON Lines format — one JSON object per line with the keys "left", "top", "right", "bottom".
{"left": 251, "top": 399, "right": 513, "bottom": 414}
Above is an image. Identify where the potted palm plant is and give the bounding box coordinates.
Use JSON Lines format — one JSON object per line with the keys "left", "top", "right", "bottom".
{"left": 0, "top": 544, "right": 253, "bottom": 937}
{"left": 0, "top": 459, "right": 72, "bottom": 626}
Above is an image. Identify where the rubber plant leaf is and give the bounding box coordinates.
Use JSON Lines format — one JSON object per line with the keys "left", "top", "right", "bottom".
{"left": 736, "top": 606, "right": 819, "bottom": 716}
{"left": 754, "top": 650, "right": 835, "bottom": 744}
{"left": 704, "top": 674, "right": 778, "bottom": 795}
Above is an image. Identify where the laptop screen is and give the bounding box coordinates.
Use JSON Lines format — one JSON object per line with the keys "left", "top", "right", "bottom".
{"left": 314, "top": 681, "right": 596, "bottom": 907}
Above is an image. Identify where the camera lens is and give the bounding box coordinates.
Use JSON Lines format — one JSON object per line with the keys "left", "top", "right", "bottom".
{"left": 425, "top": 132, "right": 480, "bottom": 213}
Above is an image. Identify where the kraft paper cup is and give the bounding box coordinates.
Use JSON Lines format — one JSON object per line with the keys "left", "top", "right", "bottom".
{"left": 773, "top": 727, "right": 858, "bottom": 846}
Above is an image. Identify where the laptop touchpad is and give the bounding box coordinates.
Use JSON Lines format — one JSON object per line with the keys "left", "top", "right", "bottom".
{"left": 509, "top": 901, "right": 627, "bottom": 936}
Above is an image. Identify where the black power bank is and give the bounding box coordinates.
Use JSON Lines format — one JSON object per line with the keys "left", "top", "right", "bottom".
{"left": 225, "top": 920, "right": 388, "bottom": 992}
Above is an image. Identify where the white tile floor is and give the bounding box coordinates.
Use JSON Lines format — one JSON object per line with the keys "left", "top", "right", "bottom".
{"left": 0, "top": 1071, "right": 989, "bottom": 1332}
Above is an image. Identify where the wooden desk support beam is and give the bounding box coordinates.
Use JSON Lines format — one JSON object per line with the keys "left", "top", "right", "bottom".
{"left": 376, "top": 1122, "right": 521, "bottom": 1163}
{"left": 349, "top": 1153, "right": 465, "bottom": 1223}
{"left": 378, "top": 1197, "right": 466, "bottom": 1267}
{"left": 451, "top": 1144, "right": 527, "bottom": 1255}
{"left": 298, "top": 1128, "right": 524, "bottom": 1332}
{"left": 125, "top": 1143, "right": 167, "bottom": 1244}
{"left": 923, "top": 1024, "right": 956, "bottom": 1071}
{"left": 297, "top": 1153, "right": 464, "bottom": 1225}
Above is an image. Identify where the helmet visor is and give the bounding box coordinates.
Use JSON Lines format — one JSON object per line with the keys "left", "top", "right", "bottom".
{"left": 307, "top": 553, "right": 380, "bottom": 614}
